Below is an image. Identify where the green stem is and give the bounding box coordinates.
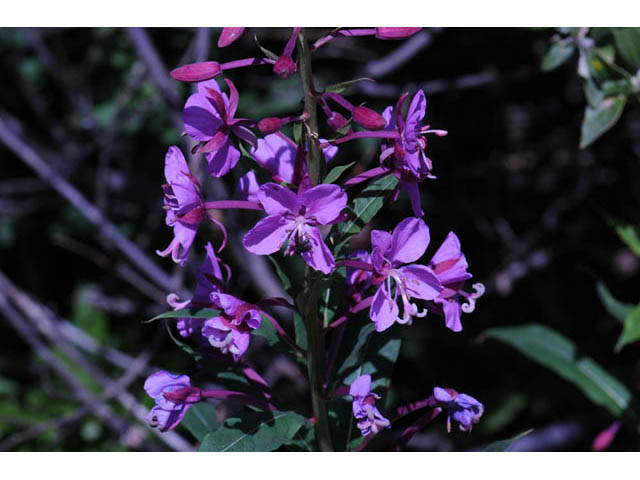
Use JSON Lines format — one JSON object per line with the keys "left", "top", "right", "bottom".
{"left": 297, "top": 28, "right": 324, "bottom": 185}
{"left": 297, "top": 28, "right": 333, "bottom": 452}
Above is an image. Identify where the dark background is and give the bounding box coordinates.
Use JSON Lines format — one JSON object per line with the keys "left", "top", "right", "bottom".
{"left": 0, "top": 27, "right": 638, "bottom": 451}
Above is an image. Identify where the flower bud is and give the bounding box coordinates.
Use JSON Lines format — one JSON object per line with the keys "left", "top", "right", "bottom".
{"left": 327, "top": 111, "right": 350, "bottom": 132}
{"left": 218, "top": 27, "right": 245, "bottom": 48}
{"left": 273, "top": 56, "right": 297, "bottom": 78}
{"left": 353, "top": 105, "right": 386, "bottom": 131}
{"left": 258, "top": 117, "right": 283, "bottom": 135}
{"left": 170, "top": 61, "right": 222, "bottom": 82}
{"left": 375, "top": 28, "right": 422, "bottom": 39}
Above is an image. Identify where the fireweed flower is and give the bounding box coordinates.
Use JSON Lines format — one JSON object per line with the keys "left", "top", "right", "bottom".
{"left": 379, "top": 90, "right": 447, "bottom": 217}
{"left": 349, "top": 374, "right": 391, "bottom": 437}
{"left": 166, "top": 242, "right": 228, "bottom": 337}
{"left": 144, "top": 371, "right": 200, "bottom": 431}
{"left": 183, "top": 78, "right": 256, "bottom": 177}
{"left": 427, "top": 232, "right": 485, "bottom": 332}
{"left": 346, "top": 250, "right": 373, "bottom": 305}
{"left": 250, "top": 133, "right": 338, "bottom": 184}
{"left": 366, "top": 217, "right": 442, "bottom": 331}
{"left": 432, "top": 387, "right": 484, "bottom": 432}
{"left": 242, "top": 182, "right": 347, "bottom": 274}
{"left": 156, "top": 146, "right": 205, "bottom": 266}
{"left": 218, "top": 27, "right": 245, "bottom": 48}
{"left": 201, "top": 292, "right": 262, "bottom": 361}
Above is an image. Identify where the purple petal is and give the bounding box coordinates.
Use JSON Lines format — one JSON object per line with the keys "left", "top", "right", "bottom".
{"left": 242, "top": 214, "right": 292, "bottom": 255}
{"left": 403, "top": 90, "right": 426, "bottom": 150}
{"left": 144, "top": 371, "right": 191, "bottom": 400}
{"left": 349, "top": 374, "right": 372, "bottom": 398}
{"left": 433, "top": 386, "right": 452, "bottom": 403}
{"left": 236, "top": 170, "right": 260, "bottom": 202}
{"left": 210, "top": 292, "right": 243, "bottom": 316}
{"left": 176, "top": 317, "right": 205, "bottom": 337}
{"left": 435, "top": 297, "right": 463, "bottom": 332}
{"left": 300, "top": 226, "right": 336, "bottom": 274}
{"left": 301, "top": 184, "right": 347, "bottom": 225}
{"left": 370, "top": 284, "right": 399, "bottom": 332}
{"left": 388, "top": 217, "right": 429, "bottom": 266}
{"left": 251, "top": 133, "right": 297, "bottom": 183}
{"left": 400, "top": 179, "right": 424, "bottom": 217}
{"left": 399, "top": 264, "right": 442, "bottom": 301}
{"left": 430, "top": 232, "right": 472, "bottom": 285}
{"left": 257, "top": 183, "right": 299, "bottom": 215}
{"left": 165, "top": 147, "right": 200, "bottom": 207}
{"left": 183, "top": 92, "right": 222, "bottom": 142}
{"left": 205, "top": 142, "right": 240, "bottom": 177}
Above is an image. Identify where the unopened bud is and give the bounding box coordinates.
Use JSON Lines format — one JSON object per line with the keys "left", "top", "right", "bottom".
{"left": 218, "top": 27, "right": 245, "bottom": 48}
{"left": 273, "top": 56, "right": 297, "bottom": 78}
{"left": 353, "top": 105, "right": 386, "bottom": 131}
{"left": 375, "top": 28, "right": 422, "bottom": 40}
{"left": 170, "top": 61, "right": 222, "bottom": 82}
{"left": 258, "top": 117, "right": 283, "bottom": 135}
{"left": 327, "top": 111, "right": 349, "bottom": 132}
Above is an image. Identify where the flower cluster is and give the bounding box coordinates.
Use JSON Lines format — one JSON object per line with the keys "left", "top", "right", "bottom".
{"left": 143, "top": 27, "right": 486, "bottom": 450}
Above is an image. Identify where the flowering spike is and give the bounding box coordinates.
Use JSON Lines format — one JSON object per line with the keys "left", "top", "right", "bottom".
{"left": 170, "top": 61, "right": 221, "bottom": 82}
{"left": 218, "top": 27, "right": 246, "bottom": 48}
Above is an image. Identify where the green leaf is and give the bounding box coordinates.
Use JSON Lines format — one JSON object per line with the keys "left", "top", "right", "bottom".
{"left": 615, "top": 305, "right": 640, "bottom": 352}
{"left": 613, "top": 28, "right": 640, "bottom": 70}
{"left": 267, "top": 255, "right": 292, "bottom": 292}
{"left": 334, "top": 173, "right": 399, "bottom": 251}
{"left": 323, "top": 162, "right": 355, "bottom": 184}
{"left": 484, "top": 429, "right": 534, "bottom": 452}
{"left": 596, "top": 282, "right": 634, "bottom": 323}
{"left": 147, "top": 307, "right": 221, "bottom": 323}
{"left": 165, "top": 322, "right": 202, "bottom": 360}
{"left": 541, "top": 43, "right": 575, "bottom": 72}
{"left": 579, "top": 95, "right": 626, "bottom": 149}
{"left": 324, "top": 77, "right": 375, "bottom": 94}
{"left": 584, "top": 78, "right": 604, "bottom": 108}
{"left": 615, "top": 224, "right": 640, "bottom": 256}
{"left": 199, "top": 411, "right": 308, "bottom": 452}
{"left": 181, "top": 402, "right": 219, "bottom": 441}
{"left": 293, "top": 122, "right": 302, "bottom": 144}
{"left": 293, "top": 311, "right": 307, "bottom": 353}
{"left": 485, "top": 323, "right": 632, "bottom": 416}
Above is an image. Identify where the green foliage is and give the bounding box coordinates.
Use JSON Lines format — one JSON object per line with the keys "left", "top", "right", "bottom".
{"left": 596, "top": 282, "right": 634, "bottom": 324}
{"left": 612, "top": 28, "right": 640, "bottom": 70}
{"left": 541, "top": 43, "right": 575, "bottom": 71}
{"left": 485, "top": 323, "right": 632, "bottom": 417}
{"left": 323, "top": 161, "right": 355, "bottom": 184}
{"left": 580, "top": 95, "right": 626, "bottom": 149}
{"left": 148, "top": 307, "right": 221, "bottom": 322}
{"left": 181, "top": 402, "right": 219, "bottom": 442}
{"left": 615, "top": 224, "right": 640, "bottom": 257}
{"left": 199, "top": 411, "right": 308, "bottom": 452}
{"left": 615, "top": 305, "right": 640, "bottom": 352}
{"left": 484, "top": 429, "right": 533, "bottom": 452}
{"left": 324, "top": 77, "right": 375, "bottom": 94}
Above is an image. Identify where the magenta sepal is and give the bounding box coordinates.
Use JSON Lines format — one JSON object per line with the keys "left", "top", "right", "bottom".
{"left": 205, "top": 200, "right": 263, "bottom": 211}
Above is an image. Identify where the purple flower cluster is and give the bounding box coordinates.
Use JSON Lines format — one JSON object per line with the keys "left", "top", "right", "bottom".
{"left": 144, "top": 27, "right": 486, "bottom": 445}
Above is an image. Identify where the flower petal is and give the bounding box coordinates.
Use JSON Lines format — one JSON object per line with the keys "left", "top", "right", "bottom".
{"left": 257, "top": 183, "right": 299, "bottom": 215}
{"left": 301, "top": 184, "right": 347, "bottom": 225}
{"left": 399, "top": 264, "right": 442, "bottom": 301}
{"left": 144, "top": 371, "right": 190, "bottom": 400}
{"left": 242, "top": 214, "right": 292, "bottom": 255}
{"left": 205, "top": 142, "right": 240, "bottom": 177}
{"left": 300, "top": 226, "right": 336, "bottom": 274}
{"left": 183, "top": 92, "right": 222, "bottom": 142}
{"left": 388, "top": 217, "right": 429, "bottom": 265}
{"left": 349, "top": 374, "right": 372, "bottom": 398}
{"left": 370, "top": 284, "right": 399, "bottom": 332}
{"left": 400, "top": 178, "right": 424, "bottom": 217}
{"left": 434, "top": 297, "right": 463, "bottom": 332}
{"left": 430, "top": 231, "right": 472, "bottom": 285}
{"left": 236, "top": 170, "right": 260, "bottom": 202}
{"left": 251, "top": 133, "right": 297, "bottom": 183}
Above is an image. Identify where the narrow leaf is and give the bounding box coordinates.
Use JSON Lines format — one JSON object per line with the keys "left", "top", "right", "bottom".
{"left": 485, "top": 323, "right": 632, "bottom": 416}
{"left": 324, "top": 77, "right": 375, "bottom": 94}
{"left": 181, "top": 402, "right": 219, "bottom": 441}
{"left": 323, "top": 162, "right": 356, "bottom": 184}
{"left": 596, "top": 282, "right": 634, "bottom": 324}
{"left": 199, "top": 411, "right": 307, "bottom": 452}
{"left": 615, "top": 224, "right": 640, "bottom": 256}
{"left": 579, "top": 95, "right": 626, "bottom": 149}
{"left": 484, "top": 429, "right": 534, "bottom": 452}
{"left": 267, "top": 255, "right": 292, "bottom": 292}
{"left": 541, "top": 43, "right": 575, "bottom": 72}
{"left": 148, "top": 307, "right": 220, "bottom": 323}
{"left": 613, "top": 28, "right": 640, "bottom": 70}
{"left": 615, "top": 305, "right": 640, "bottom": 352}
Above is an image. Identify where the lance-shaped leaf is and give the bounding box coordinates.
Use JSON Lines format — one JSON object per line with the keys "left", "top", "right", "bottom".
{"left": 333, "top": 173, "right": 399, "bottom": 251}
{"left": 541, "top": 43, "right": 575, "bottom": 72}
{"left": 147, "top": 307, "right": 221, "bottom": 323}
{"left": 612, "top": 28, "right": 640, "bottom": 70}
{"left": 579, "top": 95, "right": 626, "bottom": 149}
{"left": 484, "top": 429, "right": 534, "bottom": 452}
{"left": 615, "top": 305, "right": 640, "bottom": 352}
{"left": 615, "top": 224, "right": 640, "bottom": 257}
{"left": 324, "top": 77, "right": 375, "bottom": 94}
{"left": 596, "top": 282, "right": 634, "bottom": 324}
{"left": 199, "top": 411, "right": 308, "bottom": 452}
{"left": 323, "top": 161, "right": 355, "bottom": 184}
{"left": 485, "top": 324, "right": 632, "bottom": 416}
{"left": 181, "top": 402, "right": 219, "bottom": 442}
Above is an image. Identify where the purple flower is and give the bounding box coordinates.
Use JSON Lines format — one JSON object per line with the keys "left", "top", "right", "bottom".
{"left": 346, "top": 250, "right": 373, "bottom": 305}
{"left": 218, "top": 27, "right": 245, "bottom": 48}
{"left": 156, "top": 146, "right": 205, "bottom": 266}
{"left": 166, "top": 242, "right": 227, "bottom": 337}
{"left": 380, "top": 90, "right": 447, "bottom": 217}
{"left": 242, "top": 182, "right": 347, "bottom": 274}
{"left": 236, "top": 170, "right": 260, "bottom": 202}
{"left": 184, "top": 78, "right": 256, "bottom": 177}
{"left": 250, "top": 133, "right": 337, "bottom": 185}
{"left": 201, "top": 292, "right": 262, "bottom": 361}
{"left": 433, "top": 387, "right": 484, "bottom": 432}
{"left": 367, "top": 217, "right": 442, "bottom": 331}
{"left": 144, "top": 371, "right": 200, "bottom": 432}
{"left": 427, "top": 231, "right": 485, "bottom": 332}
{"left": 349, "top": 375, "right": 391, "bottom": 437}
